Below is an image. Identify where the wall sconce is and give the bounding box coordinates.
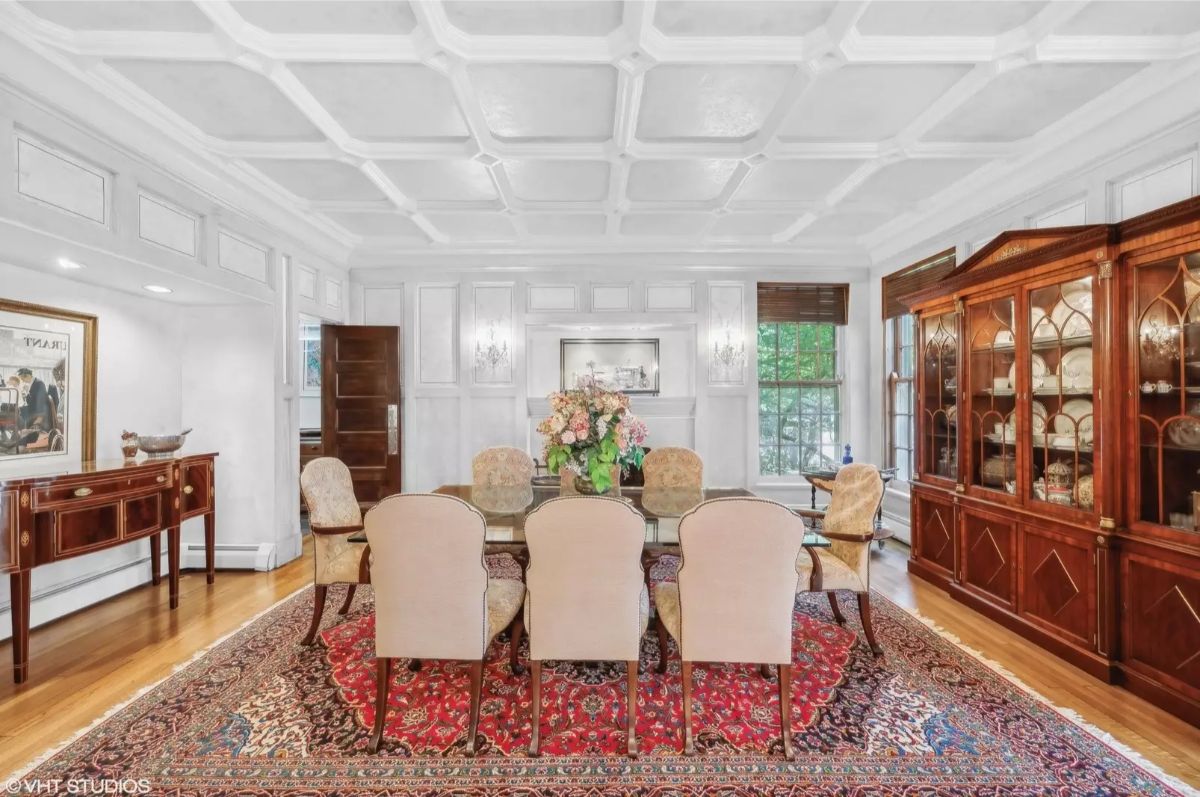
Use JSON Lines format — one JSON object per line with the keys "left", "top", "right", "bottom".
{"left": 475, "top": 322, "right": 510, "bottom": 373}
{"left": 712, "top": 322, "right": 745, "bottom": 375}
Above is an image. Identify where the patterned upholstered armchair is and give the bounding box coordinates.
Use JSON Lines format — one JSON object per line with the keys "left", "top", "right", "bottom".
{"left": 299, "top": 458, "right": 370, "bottom": 645}
{"left": 471, "top": 446, "right": 535, "bottom": 487}
{"left": 794, "top": 464, "right": 886, "bottom": 655}
{"left": 642, "top": 447, "right": 703, "bottom": 489}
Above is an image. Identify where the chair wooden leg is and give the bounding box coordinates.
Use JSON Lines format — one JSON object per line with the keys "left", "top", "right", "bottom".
{"left": 758, "top": 663, "right": 773, "bottom": 680}
{"left": 528, "top": 660, "right": 542, "bottom": 756}
{"left": 857, "top": 592, "right": 882, "bottom": 656}
{"left": 302, "top": 585, "right": 328, "bottom": 645}
{"left": 466, "top": 659, "right": 483, "bottom": 757}
{"left": 369, "top": 656, "right": 393, "bottom": 753}
{"left": 779, "top": 663, "right": 795, "bottom": 761}
{"left": 682, "top": 660, "right": 695, "bottom": 755}
{"left": 655, "top": 615, "right": 670, "bottom": 674}
{"left": 827, "top": 592, "right": 846, "bottom": 625}
{"left": 408, "top": 658, "right": 422, "bottom": 672}
{"left": 509, "top": 614, "right": 525, "bottom": 675}
{"left": 337, "top": 584, "right": 357, "bottom": 615}
{"left": 626, "top": 660, "right": 639, "bottom": 758}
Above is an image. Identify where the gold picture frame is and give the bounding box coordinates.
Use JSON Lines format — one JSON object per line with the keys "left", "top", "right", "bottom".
{"left": 0, "top": 298, "right": 97, "bottom": 463}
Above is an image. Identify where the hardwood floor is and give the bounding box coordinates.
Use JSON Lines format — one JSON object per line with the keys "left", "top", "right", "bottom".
{"left": 1, "top": 538, "right": 1198, "bottom": 787}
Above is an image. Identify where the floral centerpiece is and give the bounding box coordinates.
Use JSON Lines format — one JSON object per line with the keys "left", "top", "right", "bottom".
{"left": 538, "top": 374, "right": 647, "bottom": 494}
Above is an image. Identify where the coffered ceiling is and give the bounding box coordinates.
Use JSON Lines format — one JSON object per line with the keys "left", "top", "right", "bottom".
{"left": 4, "top": 0, "right": 1200, "bottom": 267}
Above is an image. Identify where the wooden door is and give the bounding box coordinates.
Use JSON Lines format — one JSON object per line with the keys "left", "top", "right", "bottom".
{"left": 321, "top": 325, "right": 401, "bottom": 504}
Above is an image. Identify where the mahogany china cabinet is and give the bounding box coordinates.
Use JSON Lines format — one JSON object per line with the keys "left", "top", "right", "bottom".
{"left": 904, "top": 196, "right": 1200, "bottom": 726}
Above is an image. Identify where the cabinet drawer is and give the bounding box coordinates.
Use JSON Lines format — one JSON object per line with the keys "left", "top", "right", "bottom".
{"left": 54, "top": 502, "right": 121, "bottom": 557}
{"left": 34, "top": 467, "right": 172, "bottom": 510}
{"left": 0, "top": 489, "right": 17, "bottom": 573}
{"left": 181, "top": 460, "right": 212, "bottom": 517}
{"left": 124, "top": 494, "right": 165, "bottom": 539}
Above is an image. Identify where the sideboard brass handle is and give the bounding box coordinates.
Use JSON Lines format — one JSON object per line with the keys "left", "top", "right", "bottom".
{"left": 156, "top": 475, "right": 167, "bottom": 483}
{"left": 73, "top": 487, "right": 93, "bottom": 498}
{"left": 183, "top": 485, "right": 195, "bottom": 495}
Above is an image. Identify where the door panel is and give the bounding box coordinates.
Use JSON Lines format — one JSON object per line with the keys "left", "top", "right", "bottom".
{"left": 322, "top": 325, "right": 402, "bottom": 504}
{"left": 0, "top": 489, "right": 16, "bottom": 572}
{"left": 912, "top": 489, "right": 956, "bottom": 576}
{"left": 1122, "top": 550, "right": 1200, "bottom": 698}
{"left": 961, "top": 507, "right": 1016, "bottom": 608}
{"left": 1020, "top": 523, "right": 1094, "bottom": 647}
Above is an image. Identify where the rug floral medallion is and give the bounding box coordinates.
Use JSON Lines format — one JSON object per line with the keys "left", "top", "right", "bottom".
{"left": 12, "top": 556, "right": 1194, "bottom": 796}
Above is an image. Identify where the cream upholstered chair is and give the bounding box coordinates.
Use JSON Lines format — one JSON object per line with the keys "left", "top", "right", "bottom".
{"left": 471, "top": 446, "right": 535, "bottom": 487}
{"left": 365, "top": 493, "right": 525, "bottom": 755}
{"left": 523, "top": 496, "right": 649, "bottom": 757}
{"left": 653, "top": 498, "right": 806, "bottom": 759}
{"left": 642, "top": 447, "right": 703, "bottom": 489}
{"left": 794, "top": 464, "right": 886, "bottom": 655}
{"left": 299, "top": 457, "right": 370, "bottom": 645}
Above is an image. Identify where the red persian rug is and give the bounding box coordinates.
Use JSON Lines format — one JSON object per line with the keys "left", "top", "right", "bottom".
{"left": 9, "top": 556, "right": 1196, "bottom": 796}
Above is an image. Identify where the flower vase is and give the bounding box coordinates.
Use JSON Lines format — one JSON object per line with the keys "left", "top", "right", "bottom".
{"left": 573, "top": 474, "right": 603, "bottom": 495}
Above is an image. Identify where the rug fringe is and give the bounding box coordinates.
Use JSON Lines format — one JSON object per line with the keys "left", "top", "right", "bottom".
{"left": 6, "top": 584, "right": 313, "bottom": 781}
{"left": 895, "top": 600, "right": 1199, "bottom": 797}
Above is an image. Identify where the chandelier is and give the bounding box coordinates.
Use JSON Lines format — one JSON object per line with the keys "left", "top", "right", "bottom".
{"left": 475, "top": 323, "right": 509, "bottom": 372}
{"left": 712, "top": 324, "right": 745, "bottom": 372}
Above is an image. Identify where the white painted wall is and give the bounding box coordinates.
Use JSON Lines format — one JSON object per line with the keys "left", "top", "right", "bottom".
{"left": 867, "top": 121, "right": 1200, "bottom": 542}
{"left": 354, "top": 267, "right": 874, "bottom": 506}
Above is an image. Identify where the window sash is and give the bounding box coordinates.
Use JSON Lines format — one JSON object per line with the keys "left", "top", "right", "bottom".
{"left": 758, "top": 321, "right": 843, "bottom": 476}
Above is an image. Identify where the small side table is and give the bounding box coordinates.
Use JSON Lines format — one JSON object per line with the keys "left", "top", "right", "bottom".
{"left": 872, "top": 524, "right": 894, "bottom": 551}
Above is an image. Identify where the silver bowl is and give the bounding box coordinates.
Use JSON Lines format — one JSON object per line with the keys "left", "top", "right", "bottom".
{"left": 137, "top": 428, "right": 192, "bottom": 459}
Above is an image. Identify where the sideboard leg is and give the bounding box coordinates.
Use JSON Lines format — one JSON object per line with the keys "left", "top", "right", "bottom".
{"left": 11, "top": 569, "right": 30, "bottom": 684}
{"left": 168, "top": 526, "right": 181, "bottom": 610}
{"left": 204, "top": 510, "right": 216, "bottom": 585}
{"left": 150, "top": 533, "right": 161, "bottom": 586}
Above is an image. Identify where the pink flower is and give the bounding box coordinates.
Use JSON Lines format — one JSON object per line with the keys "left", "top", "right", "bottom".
{"left": 562, "top": 431, "right": 576, "bottom": 445}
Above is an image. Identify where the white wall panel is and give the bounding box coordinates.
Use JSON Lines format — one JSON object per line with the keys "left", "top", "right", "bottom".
{"left": 363, "top": 286, "right": 403, "bottom": 326}
{"left": 417, "top": 284, "right": 458, "bottom": 385}
{"left": 645, "top": 281, "right": 695, "bottom": 312}
{"left": 708, "top": 282, "right": 745, "bottom": 385}
{"left": 1030, "top": 198, "right": 1086, "bottom": 229}
{"left": 527, "top": 284, "right": 578, "bottom": 312}
{"left": 1115, "top": 153, "right": 1196, "bottom": 220}
{"left": 15, "top": 134, "right": 107, "bottom": 224}
{"left": 217, "top": 229, "right": 269, "bottom": 283}
{"left": 138, "top": 191, "right": 197, "bottom": 257}
{"left": 702, "top": 395, "right": 746, "bottom": 487}
{"left": 296, "top": 264, "right": 318, "bottom": 300}
{"left": 470, "top": 396, "right": 518, "bottom": 453}
{"left": 413, "top": 396, "right": 461, "bottom": 491}
{"left": 590, "top": 282, "right": 632, "bottom": 312}
{"left": 324, "top": 277, "right": 341, "bottom": 309}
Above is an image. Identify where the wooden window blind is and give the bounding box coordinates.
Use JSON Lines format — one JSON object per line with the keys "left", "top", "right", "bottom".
{"left": 757, "top": 283, "right": 849, "bottom": 325}
{"left": 881, "top": 248, "right": 956, "bottom": 319}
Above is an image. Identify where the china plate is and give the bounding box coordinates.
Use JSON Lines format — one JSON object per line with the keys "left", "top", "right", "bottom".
{"left": 1009, "top": 354, "right": 1048, "bottom": 388}
{"left": 1059, "top": 347, "right": 1093, "bottom": 389}
{"left": 1032, "top": 400, "right": 1048, "bottom": 434}
{"left": 1186, "top": 268, "right": 1199, "bottom": 323}
{"left": 1167, "top": 416, "right": 1200, "bottom": 449}
{"left": 1049, "top": 282, "right": 1093, "bottom": 339}
{"left": 1054, "top": 398, "right": 1094, "bottom": 440}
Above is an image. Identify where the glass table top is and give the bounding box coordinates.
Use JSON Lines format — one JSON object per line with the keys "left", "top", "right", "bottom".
{"left": 349, "top": 485, "right": 829, "bottom": 549}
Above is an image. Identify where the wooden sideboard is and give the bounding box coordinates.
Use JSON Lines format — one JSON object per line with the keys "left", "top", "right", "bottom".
{"left": 1, "top": 452, "right": 217, "bottom": 683}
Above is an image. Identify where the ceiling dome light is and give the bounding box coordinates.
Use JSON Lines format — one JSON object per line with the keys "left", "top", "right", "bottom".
{"left": 143, "top": 284, "right": 173, "bottom": 294}
{"left": 57, "top": 257, "right": 84, "bottom": 270}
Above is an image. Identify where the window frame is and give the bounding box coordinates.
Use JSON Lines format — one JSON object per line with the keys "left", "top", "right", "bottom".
{"left": 756, "top": 321, "right": 845, "bottom": 480}
{"left": 885, "top": 313, "right": 917, "bottom": 487}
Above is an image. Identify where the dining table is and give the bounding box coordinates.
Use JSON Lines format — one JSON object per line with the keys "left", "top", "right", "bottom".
{"left": 350, "top": 483, "right": 831, "bottom": 592}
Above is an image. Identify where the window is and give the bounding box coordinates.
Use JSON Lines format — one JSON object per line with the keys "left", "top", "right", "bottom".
{"left": 758, "top": 322, "right": 842, "bottom": 475}
{"left": 886, "top": 314, "right": 917, "bottom": 482}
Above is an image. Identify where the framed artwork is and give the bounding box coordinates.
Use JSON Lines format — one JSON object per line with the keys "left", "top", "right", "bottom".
{"left": 300, "top": 319, "right": 321, "bottom": 395}
{"left": 0, "top": 299, "right": 96, "bottom": 470}
{"left": 560, "top": 338, "right": 659, "bottom": 395}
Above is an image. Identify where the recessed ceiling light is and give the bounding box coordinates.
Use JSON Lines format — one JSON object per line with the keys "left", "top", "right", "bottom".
{"left": 57, "top": 257, "right": 84, "bottom": 270}
{"left": 143, "top": 284, "right": 173, "bottom": 294}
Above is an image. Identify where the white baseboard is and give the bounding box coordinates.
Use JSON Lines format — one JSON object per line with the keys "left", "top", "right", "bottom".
{"left": 0, "top": 542, "right": 280, "bottom": 642}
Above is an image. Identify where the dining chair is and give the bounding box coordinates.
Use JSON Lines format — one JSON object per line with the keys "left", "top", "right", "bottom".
{"left": 641, "top": 447, "right": 703, "bottom": 489}
{"left": 523, "top": 495, "right": 649, "bottom": 757}
{"left": 794, "top": 464, "right": 886, "bottom": 655}
{"left": 299, "top": 457, "right": 370, "bottom": 645}
{"left": 471, "top": 446, "right": 535, "bottom": 487}
{"left": 365, "top": 493, "right": 526, "bottom": 755}
{"left": 653, "top": 497, "right": 806, "bottom": 759}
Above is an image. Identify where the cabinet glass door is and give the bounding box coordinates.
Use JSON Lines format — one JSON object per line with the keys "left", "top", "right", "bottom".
{"left": 968, "top": 297, "right": 1017, "bottom": 495}
{"left": 1135, "top": 252, "right": 1200, "bottom": 532}
{"left": 1027, "top": 276, "right": 1095, "bottom": 511}
{"left": 921, "top": 311, "right": 958, "bottom": 481}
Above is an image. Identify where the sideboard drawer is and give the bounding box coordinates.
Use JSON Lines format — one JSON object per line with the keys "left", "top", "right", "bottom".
{"left": 54, "top": 502, "right": 121, "bottom": 557}
{"left": 0, "top": 489, "right": 17, "bottom": 573}
{"left": 33, "top": 467, "right": 172, "bottom": 510}
{"left": 123, "top": 494, "right": 165, "bottom": 539}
